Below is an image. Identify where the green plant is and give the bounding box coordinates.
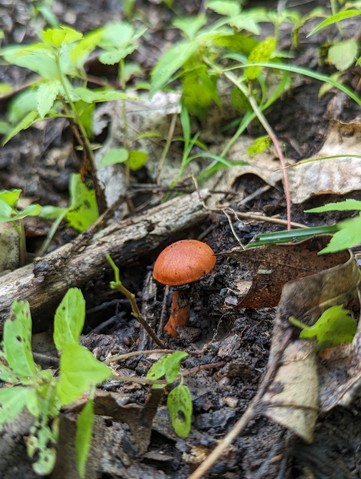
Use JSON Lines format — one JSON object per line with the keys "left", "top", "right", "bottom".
{"left": 1, "top": 22, "right": 146, "bottom": 211}
{"left": 289, "top": 305, "right": 357, "bottom": 350}
{"left": 146, "top": 351, "right": 193, "bottom": 438}
{"left": 0, "top": 288, "right": 111, "bottom": 476}
{"left": 248, "top": 198, "right": 361, "bottom": 254}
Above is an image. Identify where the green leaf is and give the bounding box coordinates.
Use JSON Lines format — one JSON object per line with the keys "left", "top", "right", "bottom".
{"left": 328, "top": 39, "right": 359, "bottom": 71}
{"left": 245, "top": 37, "right": 277, "bottom": 80}
{"left": 76, "top": 400, "right": 94, "bottom": 478}
{"left": 167, "top": 384, "right": 192, "bottom": 438}
{"left": 306, "top": 199, "right": 361, "bottom": 213}
{"left": 173, "top": 15, "right": 207, "bottom": 39}
{"left": 8, "top": 89, "right": 38, "bottom": 124}
{"left": 41, "top": 26, "right": 83, "bottom": 47}
{"left": 27, "top": 412, "right": 59, "bottom": 475}
{"left": 151, "top": 40, "right": 199, "bottom": 93}
{"left": 0, "top": 387, "right": 36, "bottom": 426}
{"left": 37, "top": 80, "right": 61, "bottom": 118}
{"left": 2, "top": 44, "right": 58, "bottom": 79}
{"left": 127, "top": 150, "right": 148, "bottom": 170}
{"left": 207, "top": 0, "right": 241, "bottom": 17}
{"left": 99, "top": 148, "right": 129, "bottom": 168}
{"left": 6, "top": 204, "right": 42, "bottom": 222}
{"left": 4, "top": 301, "right": 39, "bottom": 380}
{"left": 56, "top": 344, "right": 111, "bottom": 405}
{"left": 0, "top": 189, "right": 22, "bottom": 208}
{"left": 3, "top": 110, "right": 40, "bottom": 145}
{"left": 290, "top": 305, "right": 357, "bottom": 350}
{"left": 146, "top": 355, "right": 168, "bottom": 381}
{"left": 54, "top": 288, "right": 86, "bottom": 352}
{"left": 0, "top": 351, "right": 22, "bottom": 383}
{"left": 307, "top": 9, "right": 361, "bottom": 36}
{"left": 66, "top": 174, "right": 99, "bottom": 232}
{"left": 40, "top": 205, "right": 68, "bottom": 220}
{"left": 73, "top": 87, "right": 129, "bottom": 103}
{"left": 0, "top": 198, "right": 12, "bottom": 220}
{"left": 164, "top": 352, "right": 188, "bottom": 384}
{"left": 247, "top": 135, "right": 271, "bottom": 156}
{"left": 99, "top": 47, "right": 136, "bottom": 64}
{"left": 319, "top": 216, "right": 361, "bottom": 253}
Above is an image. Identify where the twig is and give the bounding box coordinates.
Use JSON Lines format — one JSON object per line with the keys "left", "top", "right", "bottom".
{"left": 106, "top": 348, "right": 175, "bottom": 364}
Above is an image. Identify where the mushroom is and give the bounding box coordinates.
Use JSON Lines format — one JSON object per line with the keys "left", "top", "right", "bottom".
{"left": 153, "top": 239, "right": 216, "bottom": 337}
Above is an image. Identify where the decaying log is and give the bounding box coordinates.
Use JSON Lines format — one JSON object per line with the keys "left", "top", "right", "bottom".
{"left": 0, "top": 190, "right": 213, "bottom": 330}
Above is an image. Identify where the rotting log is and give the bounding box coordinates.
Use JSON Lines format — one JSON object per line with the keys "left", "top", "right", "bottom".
{"left": 0, "top": 190, "right": 213, "bottom": 330}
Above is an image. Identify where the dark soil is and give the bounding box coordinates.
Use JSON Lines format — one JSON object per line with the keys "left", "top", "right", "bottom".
{"left": 1, "top": 1, "right": 361, "bottom": 478}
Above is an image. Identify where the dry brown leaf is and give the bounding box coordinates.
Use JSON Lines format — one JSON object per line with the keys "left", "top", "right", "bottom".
{"left": 289, "top": 120, "right": 361, "bottom": 203}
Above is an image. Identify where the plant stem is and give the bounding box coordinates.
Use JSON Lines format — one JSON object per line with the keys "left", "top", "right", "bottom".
{"left": 106, "top": 255, "right": 167, "bottom": 348}
{"left": 223, "top": 71, "right": 292, "bottom": 230}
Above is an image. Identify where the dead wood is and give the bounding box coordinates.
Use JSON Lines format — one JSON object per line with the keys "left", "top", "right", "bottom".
{"left": 0, "top": 190, "right": 213, "bottom": 330}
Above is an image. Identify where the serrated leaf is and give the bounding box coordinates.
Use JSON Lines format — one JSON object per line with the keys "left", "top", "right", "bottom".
{"left": 99, "top": 148, "right": 129, "bottom": 168}
{"left": 306, "top": 199, "right": 361, "bottom": 213}
{"left": 245, "top": 37, "right": 277, "bottom": 80}
{"left": 4, "top": 301, "right": 39, "bottom": 380}
{"left": 164, "top": 352, "right": 188, "bottom": 383}
{"left": 319, "top": 216, "right": 361, "bottom": 253}
{"left": 41, "top": 26, "right": 83, "bottom": 47}
{"left": 0, "top": 387, "right": 36, "bottom": 426}
{"left": 0, "top": 189, "right": 22, "bottom": 208}
{"left": 54, "top": 288, "right": 86, "bottom": 352}
{"left": 56, "top": 344, "right": 111, "bottom": 405}
{"left": 2, "top": 44, "right": 58, "bottom": 79}
{"left": 151, "top": 40, "right": 199, "bottom": 93}
{"left": 167, "top": 384, "right": 192, "bottom": 438}
{"left": 99, "top": 46, "right": 136, "bottom": 64}
{"left": 76, "top": 400, "right": 94, "bottom": 478}
{"left": 37, "top": 80, "right": 61, "bottom": 118}
{"left": 291, "top": 305, "right": 357, "bottom": 350}
{"left": 66, "top": 174, "right": 99, "bottom": 232}
{"left": 3, "top": 110, "right": 40, "bottom": 145}
{"left": 173, "top": 15, "right": 207, "bottom": 39}
{"left": 127, "top": 150, "right": 148, "bottom": 170}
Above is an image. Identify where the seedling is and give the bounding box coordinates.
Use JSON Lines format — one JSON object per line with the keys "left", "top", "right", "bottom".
{"left": 0, "top": 288, "right": 111, "bottom": 476}
{"left": 146, "top": 351, "right": 193, "bottom": 438}
{"left": 289, "top": 305, "right": 357, "bottom": 350}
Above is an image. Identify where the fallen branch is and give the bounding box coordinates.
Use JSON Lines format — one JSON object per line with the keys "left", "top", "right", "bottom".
{"left": 0, "top": 190, "right": 213, "bottom": 330}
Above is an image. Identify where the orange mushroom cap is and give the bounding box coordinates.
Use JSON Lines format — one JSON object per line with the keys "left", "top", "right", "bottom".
{"left": 153, "top": 239, "right": 216, "bottom": 286}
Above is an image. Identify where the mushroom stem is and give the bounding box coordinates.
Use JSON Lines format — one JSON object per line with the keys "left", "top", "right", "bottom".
{"left": 164, "top": 289, "right": 191, "bottom": 338}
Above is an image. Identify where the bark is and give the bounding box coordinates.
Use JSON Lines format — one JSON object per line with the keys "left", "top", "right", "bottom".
{"left": 0, "top": 190, "right": 212, "bottom": 330}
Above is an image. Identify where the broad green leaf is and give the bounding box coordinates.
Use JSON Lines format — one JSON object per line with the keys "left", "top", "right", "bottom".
{"left": 66, "top": 174, "right": 99, "bottom": 232}
{"left": 207, "top": 0, "right": 241, "bottom": 16}
{"left": 167, "top": 384, "right": 192, "bottom": 438}
{"left": 40, "top": 205, "right": 68, "bottom": 220}
{"left": 37, "top": 80, "right": 61, "bottom": 118}
{"left": 306, "top": 199, "right": 361, "bottom": 213}
{"left": 127, "top": 150, "right": 148, "bottom": 170}
{"left": 54, "top": 288, "right": 86, "bottom": 351}
{"left": 0, "top": 387, "right": 36, "bottom": 426}
{"left": 76, "top": 400, "right": 94, "bottom": 478}
{"left": 230, "top": 14, "right": 261, "bottom": 35}
{"left": 0, "top": 189, "right": 22, "bottom": 208}
{"left": 4, "top": 301, "right": 39, "bottom": 380}
{"left": 56, "top": 344, "right": 111, "bottom": 405}
{"left": 319, "top": 216, "right": 361, "bottom": 253}
{"left": 290, "top": 305, "right": 357, "bottom": 350}
{"left": 99, "top": 47, "right": 136, "bottom": 64}
{"left": 73, "top": 100, "right": 95, "bottom": 138}
{"left": 2, "top": 44, "right": 58, "bottom": 79}
{"left": 247, "top": 135, "right": 271, "bottom": 156}
{"left": 41, "top": 26, "right": 83, "bottom": 47}
{"left": 307, "top": 9, "right": 361, "bottom": 36}
{"left": 0, "top": 198, "right": 12, "bottom": 220}
{"left": 173, "top": 15, "right": 207, "bottom": 39}
{"left": 99, "top": 148, "right": 129, "bottom": 168}
{"left": 3, "top": 110, "right": 40, "bottom": 145}
{"left": 328, "top": 39, "right": 359, "bottom": 71}
{"left": 182, "top": 64, "right": 220, "bottom": 119}
{"left": 146, "top": 355, "right": 168, "bottom": 381}
{"left": 0, "top": 351, "right": 22, "bottom": 383}
{"left": 8, "top": 89, "right": 38, "bottom": 124}
{"left": 245, "top": 37, "right": 277, "bottom": 80}
{"left": 73, "top": 87, "right": 129, "bottom": 103}
{"left": 164, "top": 352, "right": 188, "bottom": 384}
{"left": 151, "top": 40, "right": 199, "bottom": 93}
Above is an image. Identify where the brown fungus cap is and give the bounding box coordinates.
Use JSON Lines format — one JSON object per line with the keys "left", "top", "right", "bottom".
{"left": 153, "top": 239, "right": 216, "bottom": 286}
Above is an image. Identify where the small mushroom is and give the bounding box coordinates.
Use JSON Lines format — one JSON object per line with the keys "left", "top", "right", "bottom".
{"left": 153, "top": 239, "right": 216, "bottom": 337}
